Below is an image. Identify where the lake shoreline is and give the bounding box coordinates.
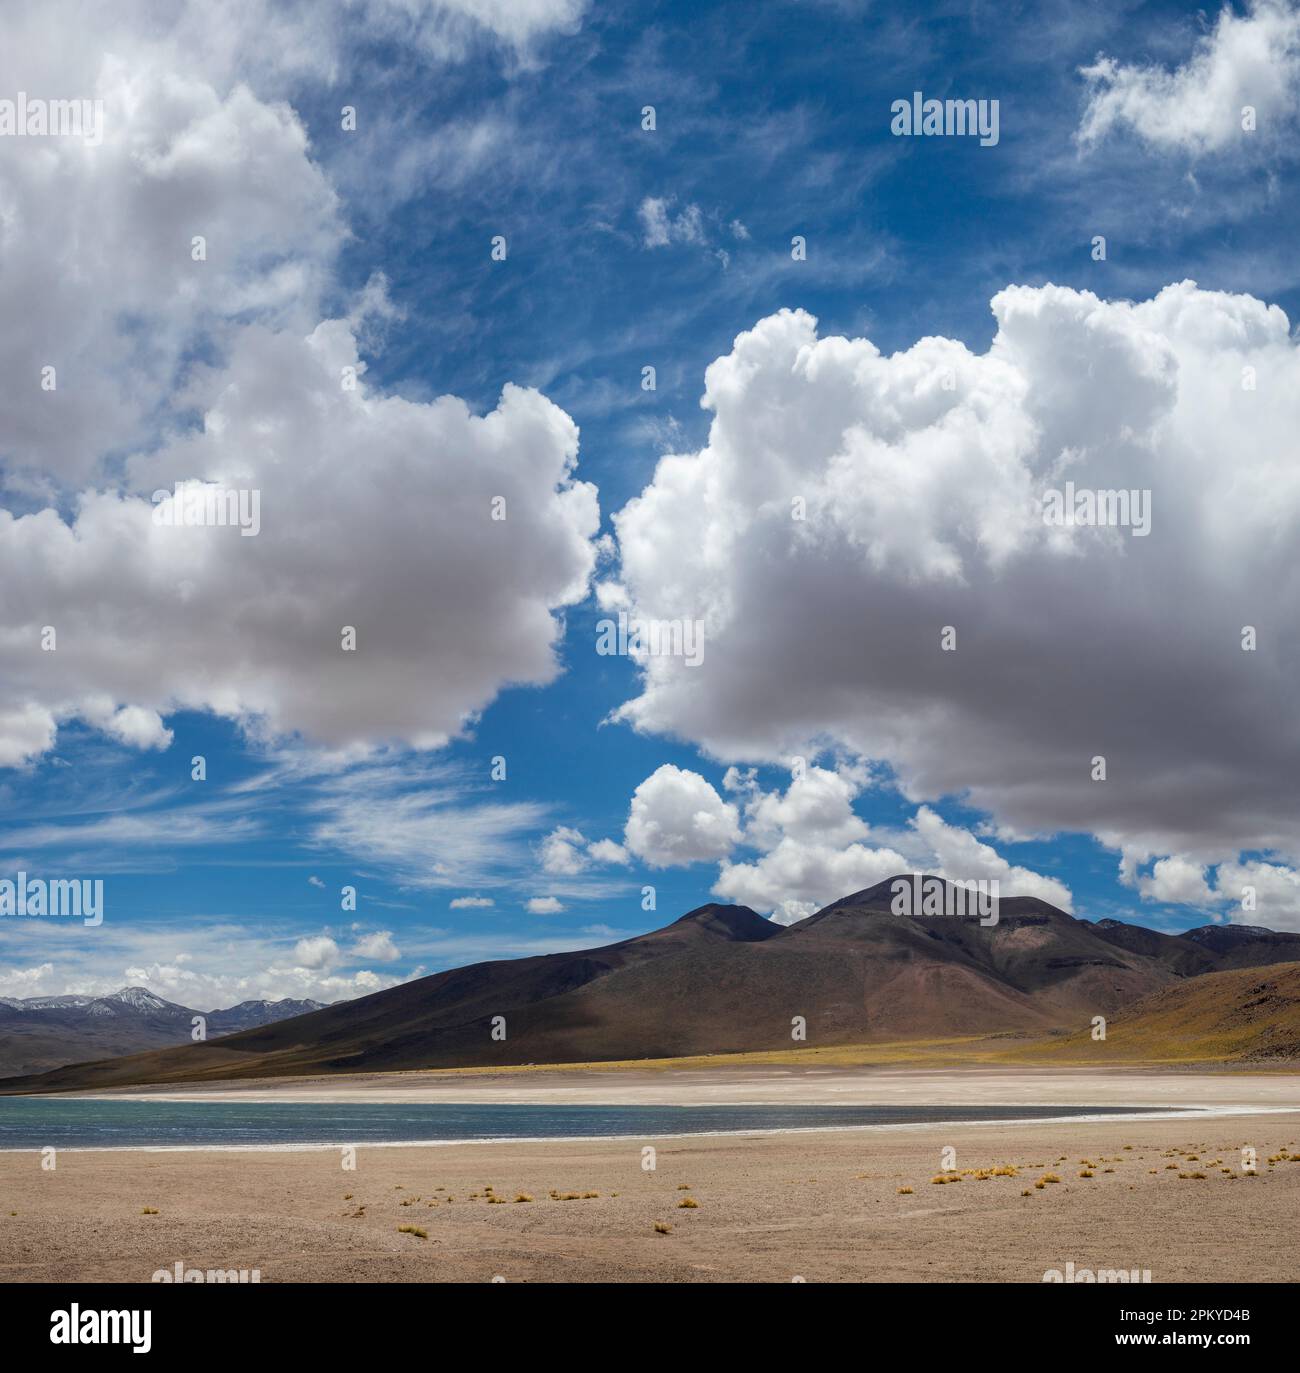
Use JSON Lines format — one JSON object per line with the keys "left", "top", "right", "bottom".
{"left": 4, "top": 1110, "right": 1299, "bottom": 1283}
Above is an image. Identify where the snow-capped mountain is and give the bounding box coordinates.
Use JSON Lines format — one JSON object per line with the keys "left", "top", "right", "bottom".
{"left": 0, "top": 986, "right": 330, "bottom": 1077}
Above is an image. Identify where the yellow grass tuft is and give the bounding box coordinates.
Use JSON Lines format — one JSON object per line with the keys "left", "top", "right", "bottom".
{"left": 653, "top": 1221, "right": 672, "bottom": 1234}
{"left": 397, "top": 1224, "right": 428, "bottom": 1238}
{"left": 677, "top": 1197, "right": 698, "bottom": 1209}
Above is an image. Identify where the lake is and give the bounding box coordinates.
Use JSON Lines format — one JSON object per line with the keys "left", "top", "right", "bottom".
{"left": 0, "top": 1098, "right": 1179, "bottom": 1150}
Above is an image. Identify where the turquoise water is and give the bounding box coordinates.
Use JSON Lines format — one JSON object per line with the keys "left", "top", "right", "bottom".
{"left": 0, "top": 1099, "right": 1174, "bottom": 1149}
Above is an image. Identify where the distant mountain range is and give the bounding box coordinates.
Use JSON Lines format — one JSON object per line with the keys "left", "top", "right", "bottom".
{"left": 4, "top": 876, "right": 1299, "bottom": 1092}
{"left": 0, "top": 987, "right": 328, "bottom": 1078}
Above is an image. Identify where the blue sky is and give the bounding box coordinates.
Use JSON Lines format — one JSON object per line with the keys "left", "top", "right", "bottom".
{"left": 3, "top": 0, "right": 1300, "bottom": 1007}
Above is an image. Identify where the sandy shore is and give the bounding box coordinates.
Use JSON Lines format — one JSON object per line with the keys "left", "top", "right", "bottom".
{"left": 3, "top": 1107, "right": 1299, "bottom": 1282}
{"left": 68, "top": 1064, "right": 1300, "bottom": 1108}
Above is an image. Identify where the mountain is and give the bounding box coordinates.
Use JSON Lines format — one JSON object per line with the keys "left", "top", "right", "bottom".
{"left": 1023, "top": 963, "right": 1300, "bottom": 1064}
{"left": 1177, "top": 923, "right": 1300, "bottom": 968}
{"left": 0, "top": 987, "right": 328, "bottom": 1078}
{"left": 4, "top": 878, "right": 1298, "bottom": 1092}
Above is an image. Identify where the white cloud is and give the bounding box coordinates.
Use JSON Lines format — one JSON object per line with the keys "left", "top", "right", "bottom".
{"left": 1138, "top": 854, "right": 1216, "bottom": 906}
{"left": 540, "top": 825, "right": 591, "bottom": 875}
{"left": 0, "top": 2, "right": 600, "bottom": 768}
{"left": 742, "top": 765, "right": 871, "bottom": 849}
{"left": 350, "top": 930, "right": 400, "bottom": 961}
{"left": 450, "top": 895, "right": 495, "bottom": 909}
{"left": 586, "top": 837, "right": 630, "bottom": 865}
{"left": 0, "top": 918, "right": 412, "bottom": 1006}
{"left": 0, "top": 962, "right": 55, "bottom": 998}
{"left": 624, "top": 764, "right": 742, "bottom": 868}
{"left": 0, "top": 325, "right": 600, "bottom": 764}
{"left": 527, "top": 895, "right": 565, "bottom": 914}
{"left": 308, "top": 875, "right": 326, "bottom": 888}
{"left": 706, "top": 768, "right": 1069, "bottom": 922}
{"left": 540, "top": 826, "right": 631, "bottom": 874}
{"left": 0, "top": 705, "right": 57, "bottom": 768}
{"left": 911, "top": 806, "right": 1074, "bottom": 911}
{"left": 1078, "top": 0, "right": 1300, "bottom": 155}
{"left": 292, "top": 935, "right": 341, "bottom": 970}
{"left": 305, "top": 758, "right": 553, "bottom": 888}
{"left": 637, "top": 196, "right": 706, "bottom": 248}
{"left": 715, "top": 837, "right": 908, "bottom": 925}
{"left": 1213, "top": 858, "right": 1300, "bottom": 930}
{"left": 609, "top": 286, "right": 1300, "bottom": 877}
{"left": 0, "top": 19, "right": 343, "bottom": 484}
{"left": 81, "top": 703, "right": 174, "bottom": 753}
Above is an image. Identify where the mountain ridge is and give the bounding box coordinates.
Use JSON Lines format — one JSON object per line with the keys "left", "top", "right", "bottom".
{"left": 3, "top": 875, "right": 1298, "bottom": 1091}
{"left": 0, "top": 987, "right": 329, "bottom": 1078}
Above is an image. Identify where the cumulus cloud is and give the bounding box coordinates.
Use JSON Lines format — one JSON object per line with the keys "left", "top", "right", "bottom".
{"left": 526, "top": 895, "right": 565, "bottom": 914}
{"left": 540, "top": 825, "right": 591, "bottom": 875}
{"left": 586, "top": 837, "right": 630, "bottom": 865}
{"left": 0, "top": 9, "right": 343, "bottom": 484}
{"left": 609, "top": 286, "right": 1300, "bottom": 885}
{"left": 450, "top": 895, "right": 495, "bottom": 909}
{"left": 1137, "top": 854, "right": 1217, "bottom": 906}
{"left": 1078, "top": 0, "right": 1300, "bottom": 155}
{"left": 0, "top": 324, "right": 600, "bottom": 763}
{"left": 911, "top": 806, "right": 1073, "bottom": 911}
{"left": 1213, "top": 858, "right": 1300, "bottom": 930}
{"left": 540, "top": 826, "right": 632, "bottom": 874}
{"left": 350, "top": 930, "right": 400, "bottom": 961}
{"left": 291, "top": 935, "right": 341, "bottom": 970}
{"left": 0, "top": 2, "right": 600, "bottom": 768}
{"left": 715, "top": 836, "right": 908, "bottom": 925}
{"left": 709, "top": 767, "right": 1069, "bottom": 923}
{"left": 624, "top": 764, "right": 742, "bottom": 867}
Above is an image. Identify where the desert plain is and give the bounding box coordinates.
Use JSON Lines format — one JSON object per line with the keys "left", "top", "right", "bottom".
{"left": 1, "top": 1063, "right": 1297, "bottom": 1283}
